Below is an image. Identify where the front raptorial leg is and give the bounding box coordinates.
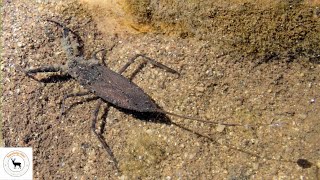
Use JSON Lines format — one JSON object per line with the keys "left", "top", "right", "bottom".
{"left": 25, "top": 64, "right": 67, "bottom": 74}
{"left": 25, "top": 64, "right": 68, "bottom": 81}
{"left": 61, "top": 28, "right": 82, "bottom": 58}
{"left": 118, "top": 54, "right": 180, "bottom": 76}
{"left": 46, "top": 19, "right": 83, "bottom": 58}
{"left": 92, "top": 99, "right": 120, "bottom": 173}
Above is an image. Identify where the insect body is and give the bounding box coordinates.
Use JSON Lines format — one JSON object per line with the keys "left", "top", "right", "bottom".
{"left": 25, "top": 20, "right": 185, "bottom": 172}
{"left": 68, "top": 58, "right": 159, "bottom": 112}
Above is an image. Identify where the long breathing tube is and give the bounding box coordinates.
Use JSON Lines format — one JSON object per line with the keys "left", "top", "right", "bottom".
{"left": 157, "top": 110, "right": 278, "bottom": 127}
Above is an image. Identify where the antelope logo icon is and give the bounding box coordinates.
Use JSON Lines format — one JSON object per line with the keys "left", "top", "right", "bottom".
{"left": 2, "top": 149, "right": 31, "bottom": 177}
{"left": 10, "top": 158, "right": 22, "bottom": 169}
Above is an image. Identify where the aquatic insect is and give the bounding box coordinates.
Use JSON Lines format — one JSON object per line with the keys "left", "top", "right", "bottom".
{"left": 25, "top": 20, "right": 311, "bottom": 173}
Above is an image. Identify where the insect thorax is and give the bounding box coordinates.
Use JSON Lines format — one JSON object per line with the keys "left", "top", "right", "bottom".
{"left": 67, "top": 58, "right": 101, "bottom": 87}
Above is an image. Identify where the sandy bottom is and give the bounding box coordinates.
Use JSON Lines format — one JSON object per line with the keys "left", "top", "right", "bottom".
{"left": 2, "top": 0, "right": 320, "bottom": 179}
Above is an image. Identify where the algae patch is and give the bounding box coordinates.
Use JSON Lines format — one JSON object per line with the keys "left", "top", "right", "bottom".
{"left": 85, "top": 0, "right": 320, "bottom": 63}
{"left": 159, "top": 1, "right": 320, "bottom": 63}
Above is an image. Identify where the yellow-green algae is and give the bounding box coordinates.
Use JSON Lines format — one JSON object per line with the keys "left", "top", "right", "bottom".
{"left": 124, "top": 0, "right": 320, "bottom": 63}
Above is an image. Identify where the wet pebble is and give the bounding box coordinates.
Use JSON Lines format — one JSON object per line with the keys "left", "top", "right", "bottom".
{"left": 216, "top": 124, "right": 226, "bottom": 132}
{"left": 17, "top": 42, "right": 24, "bottom": 47}
{"left": 196, "top": 86, "right": 205, "bottom": 92}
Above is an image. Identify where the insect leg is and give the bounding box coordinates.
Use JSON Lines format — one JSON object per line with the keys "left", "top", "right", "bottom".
{"left": 25, "top": 64, "right": 67, "bottom": 74}
{"left": 100, "top": 103, "right": 111, "bottom": 135}
{"left": 60, "top": 26, "right": 82, "bottom": 58}
{"left": 46, "top": 19, "right": 83, "bottom": 58}
{"left": 91, "top": 99, "right": 120, "bottom": 172}
{"left": 118, "top": 54, "right": 180, "bottom": 75}
{"left": 91, "top": 44, "right": 116, "bottom": 66}
{"left": 60, "top": 92, "right": 93, "bottom": 119}
{"left": 92, "top": 48, "right": 107, "bottom": 66}
{"left": 128, "top": 61, "right": 148, "bottom": 80}
{"left": 25, "top": 65, "right": 68, "bottom": 82}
